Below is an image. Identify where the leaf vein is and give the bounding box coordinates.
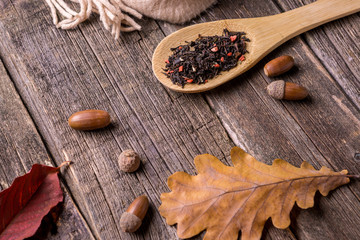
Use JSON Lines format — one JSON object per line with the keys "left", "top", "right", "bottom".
{"left": 217, "top": 189, "right": 256, "bottom": 240}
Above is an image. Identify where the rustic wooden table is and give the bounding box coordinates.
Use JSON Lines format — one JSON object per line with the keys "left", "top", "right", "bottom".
{"left": 0, "top": 0, "right": 359, "bottom": 239}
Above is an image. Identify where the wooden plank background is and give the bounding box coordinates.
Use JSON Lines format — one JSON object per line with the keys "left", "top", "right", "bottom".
{"left": 0, "top": 0, "right": 359, "bottom": 239}
{"left": 0, "top": 59, "right": 94, "bottom": 239}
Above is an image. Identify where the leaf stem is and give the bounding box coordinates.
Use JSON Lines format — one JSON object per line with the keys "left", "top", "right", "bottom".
{"left": 347, "top": 175, "right": 360, "bottom": 179}
{"left": 58, "top": 161, "right": 72, "bottom": 169}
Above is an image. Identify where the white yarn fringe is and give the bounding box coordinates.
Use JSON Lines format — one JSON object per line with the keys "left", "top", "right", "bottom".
{"left": 45, "top": 0, "right": 142, "bottom": 40}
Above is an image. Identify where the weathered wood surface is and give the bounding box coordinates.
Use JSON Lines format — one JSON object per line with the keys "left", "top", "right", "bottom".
{"left": 0, "top": 0, "right": 359, "bottom": 239}
{"left": 0, "top": 59, "right": 94, "bottom": 239}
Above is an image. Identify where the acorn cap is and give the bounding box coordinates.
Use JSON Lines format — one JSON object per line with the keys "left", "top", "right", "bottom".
{"left": 266, "top": 80, "right": 285, "bottom": 100}
{"left": 120, "top": 212, "right": 142, "bottom": 232}
{"left": 120, "top": 195, "right": 149, "bottom": 233}
{"left": 118, "top": 149, "right": 140, "bottom": 172}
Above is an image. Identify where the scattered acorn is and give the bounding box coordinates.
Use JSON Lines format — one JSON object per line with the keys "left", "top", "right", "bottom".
{"left": 120, "top": 195, "right": 149, "bottom": 233}
{"left": 118, "top": 149, "right": 140, "bottom": 172}
{"left": 68, "top": 109, "right": 110, "bottom": 130}
{"left": 267, "top": 80, "right": 308, "bottom": 100}
{"left": 264, "top": 55, "right": 294, "bottom": 77}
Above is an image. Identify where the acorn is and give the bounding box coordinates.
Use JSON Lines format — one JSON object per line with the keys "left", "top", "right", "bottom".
{"left": 118, "top": 149, "right": 140, "bottom": 173}
{"left": 68, "top": 109, "right": 110, "bottom": 130}
{"left": 120, "top": 195, "right": 149, "bottom": 233}
{"left": 264, "top": 55, "right": 294, "bottom": 77}
{"left": 267, "top": 80, "right": 308, "bottom": 100}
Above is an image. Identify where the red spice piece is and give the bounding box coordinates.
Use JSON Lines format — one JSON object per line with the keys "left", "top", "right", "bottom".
{"left": 163, "top": 29, "right": 249, "bottom": 87}
{"left": 211, "top": 46, "right": 219, "bottom": 52}
{"left": 165, "top": 59, "right": 170, "bottom": 64}
{"left": 239, "top": 55, "right": 245, "bottom": 61}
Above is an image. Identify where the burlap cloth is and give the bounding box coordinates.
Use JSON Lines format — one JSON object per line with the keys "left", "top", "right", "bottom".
{"left": 45, "top": 0, "right": 217, "bottom": 39}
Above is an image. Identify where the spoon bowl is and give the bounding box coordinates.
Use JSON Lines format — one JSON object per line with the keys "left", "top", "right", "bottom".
{"left": 152, "top": 0, "right": 360, "bottom": 93}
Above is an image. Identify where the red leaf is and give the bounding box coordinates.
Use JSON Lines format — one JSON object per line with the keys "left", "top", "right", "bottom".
{"left": 0, "top": 164, "right": 65, "bottom": 240}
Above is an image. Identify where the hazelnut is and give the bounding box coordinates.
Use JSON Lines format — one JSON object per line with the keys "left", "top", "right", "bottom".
{"left": 118, "top": 149, "right": 140, "bottom": 172}
{"left": 267, "top": 80, "right": 308, "bottom": 100}
{"left": 264, "top": 55, "right": 294, "bottom": 77}
{"left": 120, "top": 195, "right": 149, "bottom": 232}
{"left": 68, "top": 110, "right": 110, "bottom": 131}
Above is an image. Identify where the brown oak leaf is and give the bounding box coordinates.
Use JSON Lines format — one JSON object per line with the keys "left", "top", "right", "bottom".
{"left": 0, "top": 162, "right": 69, "bottom": 240}
{"left": 159, "top": 147, "right": 350, "bottom": 240}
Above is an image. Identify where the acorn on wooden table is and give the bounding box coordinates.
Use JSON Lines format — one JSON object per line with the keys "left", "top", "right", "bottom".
{"left": 264, "top": 55, "right": 294, "bottom": 77}
{"left": 118, "top": 149, "right": 141, "bottom": 173}
{"left": 120, "top": 195, "right": 149, "bottom": 233}
{"left": 68, "top": 109, "right": 110, "bottom": 130}
{"left": 267, "top": 80, "right": 308, "bottom": 100}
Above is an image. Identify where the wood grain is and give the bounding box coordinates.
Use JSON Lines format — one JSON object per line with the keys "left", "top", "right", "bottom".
{"left": 152, "top": 0, "right": 360, "bottom": 93}
{"left": 0, "top": 59, "right": 94, "bottom": 239}
{"left": 0, "top": 0, "right": 359, "bottom": 239}
{"left": 175, "top": 0, "right": 360, "bottom": 239}
{"left": 0, "top": 0, "right": 235, "bottom": 239}
{"left": 275, "top": 0, "right": 360, "bottom": 108}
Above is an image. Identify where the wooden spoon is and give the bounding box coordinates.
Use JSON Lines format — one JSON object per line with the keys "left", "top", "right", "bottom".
{"left": 152, "top": 0, "right": 360, "bottom": 93}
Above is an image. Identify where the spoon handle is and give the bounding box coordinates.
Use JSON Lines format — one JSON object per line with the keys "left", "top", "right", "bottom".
{"left": 275, "top": 0, "right": 360, "bottom": 40}
{"left": 253, "top": 0, "right": 360, "bottom": 57}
